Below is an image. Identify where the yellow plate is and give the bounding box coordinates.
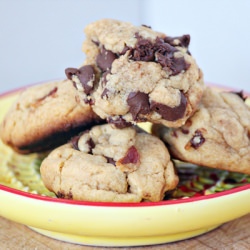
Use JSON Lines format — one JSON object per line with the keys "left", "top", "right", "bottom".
{"left": 0, "top": 83, "right": 249, "bottom": 247}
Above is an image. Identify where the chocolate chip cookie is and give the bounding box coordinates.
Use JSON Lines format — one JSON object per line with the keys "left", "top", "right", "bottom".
{"left": 66, "top": 19, "right": 204, "bottom": 128}
{"left": 152, "top": 87, "right": 250, "bottom": 175}
{"left": 0, "top": 79, "right": 102, "bottom": 153}
{"left": 40, "top": 124, "right": 179, "bottom": 202}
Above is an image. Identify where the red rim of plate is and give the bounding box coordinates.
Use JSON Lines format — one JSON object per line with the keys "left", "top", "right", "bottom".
{"left": 0, "top": 81, "right": 249, "bottom": 207}
{"left": 0, "top": 183, "right": 249, "bottom": 207}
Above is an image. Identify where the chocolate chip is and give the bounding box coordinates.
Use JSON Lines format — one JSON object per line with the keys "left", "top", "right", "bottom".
{"left": 65, "top": 65, "right": 96, "bottom": 95}
{"left": 107, "top": 116, "right": 132, "bottom": 128}
{"left": 190, "top": 130, "right": 205, "bottom": 149}
{"left": 57, "top": 191, "right": 73, "bottom": 199}
{"left": 130, "top": 35, "right": 190, "bottom": 76}
{"left": 106, "top": 157, "right": 116, "bottom": 166}
{"left": 230, "top": 90, "right": 247, "bottom": 102}
{"left": 65, "top": 68, "right": 79, "bottom": 80}
{"left": 118, "top": 146, "right": 140, "bottom": 165}
{"left": 131, "top": 35, "right": 155, "bottom": 61}
{"left": 164, "top": 35, "right": 190, "bottom": 48}
{"left": 127, "top": 92, "right": 150, "bottom": 120}
{"left": 96, "top": 46, "right": 117, "bottom": 72}
{"left": 167, "top": 56, "right": 190, "bottom": 76}
{"left": 150, "top": 92, "right": 187, "bottom": 121}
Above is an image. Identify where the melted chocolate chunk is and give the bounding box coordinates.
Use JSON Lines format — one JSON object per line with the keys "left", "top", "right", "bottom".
{"left": 150, "top": 92, "right": 187, "bottom": 121}
{"left": 131, "top": 37, "right": 155, "bottom": 61}
{"left": 96, "top": 47, "right": 117, "bottom": 72}
{"left": 77, "top": 66, "right": 96, "bottom": 94}
{"left": 65, "top": 68, "right": 78, "bottom": 80}
{"left": 130, "top": 34, "right": 190, "bottom": 76}
{"left": 119, "top": 146, "right": 140, "bottom": 165}
{"left": 164, "top": 35, "right": 190, "bottom": 48}
{"left": 190, "top": 130, "right": 205, "bottom": 149}
{"left": 65, "top": 65, "right": 96, "bottom": 95}
{"left": 107, "top": 116, "right": 132, "bottom": 128}
{"left": 167, "top": 56, "right": 190, "bottom": 76}
{"left": 127, "top": 92, "right": 150, "bottom": 120}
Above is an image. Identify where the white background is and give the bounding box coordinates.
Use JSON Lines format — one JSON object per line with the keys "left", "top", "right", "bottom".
{"left": 0, "top": 0, "right": 249, "bottom": 93}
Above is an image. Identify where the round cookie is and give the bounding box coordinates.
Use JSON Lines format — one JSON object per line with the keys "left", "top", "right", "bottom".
{"left": 0, "top": 79, "right": 102, "bottom": 154}
{"left": 66, "top": 19, "right": 204, "bottom": 128}
{"left": 40, "top": 124, "right": 179, "bottom": 202}
{"left": 152, "top": 87, "right": 250, "bottom": 175}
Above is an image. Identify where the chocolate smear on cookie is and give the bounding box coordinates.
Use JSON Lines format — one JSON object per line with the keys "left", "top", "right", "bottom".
{"left": 127, "top": 91, "right": 150, "bottom": 120}
{"left": 150, "top": 92, "right": 187, "bottom": 121}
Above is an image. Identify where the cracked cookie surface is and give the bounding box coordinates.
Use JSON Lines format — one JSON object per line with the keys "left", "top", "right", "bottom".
{"left": 40, "top": 124, "right": 179, "bottom": 202}
{"left": 0, "top": 79, "right": 102, "bottom": 153}
{"left": 66, "top": 19, "right": 204, "bottom": 128}
{"left": 152, "top": 87, "right": 250, "bottom": 175}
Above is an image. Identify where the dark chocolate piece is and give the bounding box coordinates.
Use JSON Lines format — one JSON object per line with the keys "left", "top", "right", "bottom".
{"left": 65, "top": 68, "right": 78, "bottom": 80}
{"left": 131, "top": 37, "right": 155, "bottom": 61}
{"left": 230, "top": 90, "right": 247, "bottom": 102}
{"left": 96, "top": 46, "right": 117, "bottom": 72}
{"left": 190, "top": 130, "right": 206, "bottom": 149}
{"left": 118, "top": 146, "right": 140, "bottom": 165}
{"left": 164, "top": 35, "right": 190, "bottom": 48}
{"left": 107, "top": 116, "right": 132, "bottom": 128}
{"left": 150, "top": 92, "right": 187, "bottom": 121}
{"left": 65, "top": 65, "right": 96, "bottom": 95}
{"left": 106, "top": 157, "right": 116, "bottom": 166}
{"left": 130, "top": 34, "right": 190, "bottom": 75}
{"left": 127, "top": 92, "right": 150, "bottom": 120}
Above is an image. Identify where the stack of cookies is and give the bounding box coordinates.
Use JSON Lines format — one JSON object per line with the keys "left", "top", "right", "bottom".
{"left": 0, "top": 19, "right": 249, "bottom": 202}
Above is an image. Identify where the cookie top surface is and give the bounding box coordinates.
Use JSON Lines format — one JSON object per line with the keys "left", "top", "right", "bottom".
{"left": 0, "top": 79, "right": 102, "bottom": 153}
{"left": 153, "top": 87, "right": 250, "bottom": 175}
{"left": 66, "top": 19, "right": 204, "bottom": 128}
{"left": 40, "top": 124, "right": 179, "bottom": 202}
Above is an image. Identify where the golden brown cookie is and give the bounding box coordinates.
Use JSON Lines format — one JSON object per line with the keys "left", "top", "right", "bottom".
{"left": 153, "top": 87, "right": 250, "bottom": 175}
{"left": 0, "top": 79, "right": 102, "bottom": 153}
{"left": 40, "top": 124, "right": 179, "bottom": 202}
{"left": 66, "top": 19, "right": 204, "bottom": 128}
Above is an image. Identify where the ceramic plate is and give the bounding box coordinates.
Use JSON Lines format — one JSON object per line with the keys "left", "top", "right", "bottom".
{"left": 0, "top": 83, "right": 249, "bottom": 247}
